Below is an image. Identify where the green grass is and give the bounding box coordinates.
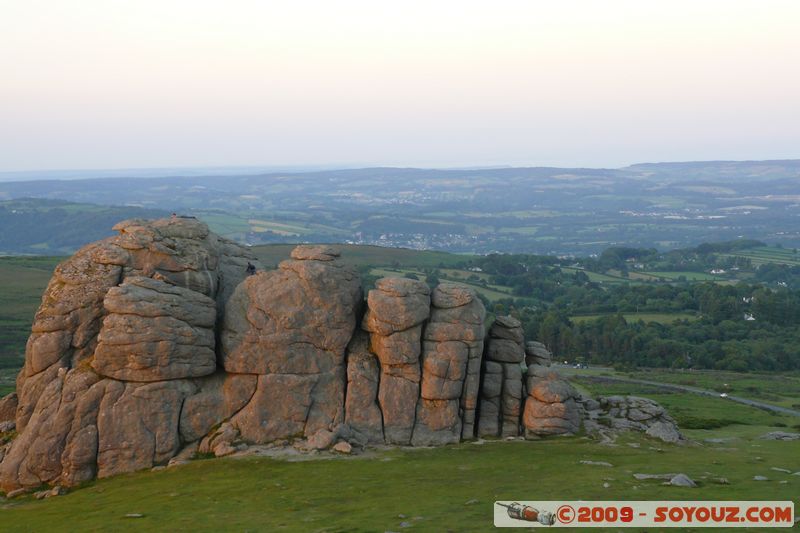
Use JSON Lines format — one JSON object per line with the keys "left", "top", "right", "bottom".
{"left": 570, "top": 312, "right": 699, "bottom": 324}
{"left": 560, "top": 267, "right": 630, "bottom": 283}
{"left": 646, "top": 271, "right": 726, "bottom": 281}
{"left": 0, "top": 256, "right": 62, "bottom": 368}
{"left": 722, "top": 247, "right": 800, "bottom": 267}
{"left": 2, "top": 430, "right": 798, "bottom": 532}
{"left": 628, "top": 369, "right": 800, "bottom": 410}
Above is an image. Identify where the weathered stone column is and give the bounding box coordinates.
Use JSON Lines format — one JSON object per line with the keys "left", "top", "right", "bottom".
{"left": 478, "top": 316, "right": 525, "bottom": 437}
{"left": 362, "top": 278, "right": 430, "bottom": 445}
{"left": 412, "top": 283, "right": 485, "bottom": 445}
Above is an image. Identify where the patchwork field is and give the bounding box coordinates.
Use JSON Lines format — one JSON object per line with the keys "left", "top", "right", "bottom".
{"left": 722, "top": 247, "right": 800, "bottom": 267}
{"left": 569, "top": 312, "right": 699, "bottom": 325}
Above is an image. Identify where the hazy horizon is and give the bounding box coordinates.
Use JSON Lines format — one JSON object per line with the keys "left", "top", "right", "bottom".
{"left": 2, "top": 0, "right": 799, "bottom": 172}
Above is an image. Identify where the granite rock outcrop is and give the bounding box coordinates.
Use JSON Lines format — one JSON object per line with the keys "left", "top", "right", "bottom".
{"left": 0, "top": 218, "right": 683, "bottom": 493}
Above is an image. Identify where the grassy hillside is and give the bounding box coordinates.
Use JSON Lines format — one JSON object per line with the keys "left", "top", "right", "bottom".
{"left": 0, "top": 256, "right": 61, "bottom": 369}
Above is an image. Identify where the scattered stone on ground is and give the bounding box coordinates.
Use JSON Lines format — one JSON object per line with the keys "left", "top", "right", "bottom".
{"left": 580, "top": 460, "right": 614, "bottom": 467}
{"left": 668, "top": 473, "right": 697, "bottom": 487}
{"left": 759, "top": 432, "right": 800, "bottom": 441}
{"left": 634, "top": 473, "right": 677, "bottom": 480}
{"left": 332, "top": 441, "right": 353, "bottom": 454}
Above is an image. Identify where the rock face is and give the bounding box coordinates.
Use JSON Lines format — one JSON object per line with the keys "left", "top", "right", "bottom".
{"left": 344, "top": 331, "right": 384, "bottom": 444}
{"left": 478, "top": 316, "right": 525, "bottom": 437}
{"left": 221, "top": 245, "right": 362, "bottom": 442}
{"left": 93, "top": 277, "right": 217, "bottom": 381}
{"left": 522, "top": 365, "right": 582, "bottom": 437}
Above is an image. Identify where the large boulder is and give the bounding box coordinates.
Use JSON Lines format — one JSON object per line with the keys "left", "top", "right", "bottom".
{"left": 222, "top": 245, "right": 361, "bottom": 441}
{"left": 581, "top": 395, "right": 683, "bottom": 443}
{"left": 522, "top": 365, "right": 581, "bottom": 438}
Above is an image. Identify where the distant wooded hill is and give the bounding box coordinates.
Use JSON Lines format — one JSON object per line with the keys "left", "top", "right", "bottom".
{"left": 0, "top": 160, "right": 799, "bottom": 255}
{"left": 0, "top": 199, "right": 167, "bottom": 255}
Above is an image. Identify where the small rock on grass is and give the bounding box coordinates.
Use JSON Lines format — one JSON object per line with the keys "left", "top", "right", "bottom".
{"left": 580, "top": 460, "right": 614, "bottom": 467}
{"left": 6, "top": 488, "right": 28, "bottom": 499}
{"left": 669, "top": 474, "right": 696, "bottom": 487}
{"left": 34, "top": 486, "right": 65, "bottom": 500}
{"left": 634, "top": 473, "right": 676, "bottom": 480}
{"left": 333, "top": 441, "right": 352, "bottom": 454}
{"left": 464, "top": 499, "right": 479, "bottom": 505}
{"left": 753, "top": 475, "right": 769, "bottom": 481}
{"left": 125, "top": 513, "right": 145, "bottom": 518}
{"left": 771, "top": 467, "right": 792, "bottom": 473}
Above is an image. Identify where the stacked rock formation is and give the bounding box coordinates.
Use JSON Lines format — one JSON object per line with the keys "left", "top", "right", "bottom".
{"left": 413, "top": 284, "right": 486, "bottom": 445}
{"left": 0, "top": 218, "right": 685, "bottom": 493}
{"left": 357, "top": 280, "right": 487, "bottom": 446}
{"left": 478, "top": 316, "right": 525, "bottom": 438}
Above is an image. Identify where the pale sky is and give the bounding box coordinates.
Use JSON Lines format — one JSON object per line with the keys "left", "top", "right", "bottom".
{"left": 1, "top": 0, "right": 798, "bottom": 171}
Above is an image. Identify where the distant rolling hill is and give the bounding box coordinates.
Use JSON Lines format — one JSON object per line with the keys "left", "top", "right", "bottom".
{"left": 0, "top": 198, "right": 168, "bottom": 255}
{"left": 1, "top": 160, "right": 799, "bottom": 255}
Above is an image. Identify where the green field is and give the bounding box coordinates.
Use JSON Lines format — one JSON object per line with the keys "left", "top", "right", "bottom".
{"left": 627, "top": 369, "right": 800, "bottom": 410}
{"left": 0, "top": 256, "right": 61, "bottom": 369}
{"left": 722, "top": 247, "right": 800, "bottom": 267}
{"left": 560, "top": 267, "right": 630, "bottom": 283}
{"left": 645, "top": 271, "right": 726, "bottom": 281}
{"left": 570, "top": 312, "right": 699, "bottom": 324}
